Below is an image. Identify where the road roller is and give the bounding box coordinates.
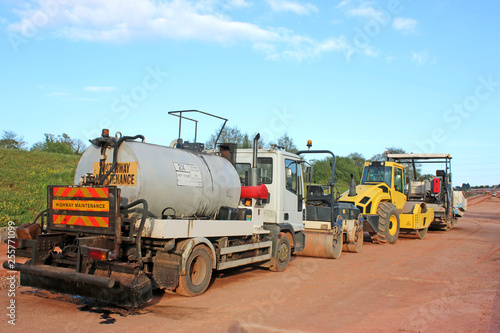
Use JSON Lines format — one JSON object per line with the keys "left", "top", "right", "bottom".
{"left": 338, "top": 159, "right": 434, "bottom": 244}
{"left": 295, "top": 147, "right": 363, "bottom": 259}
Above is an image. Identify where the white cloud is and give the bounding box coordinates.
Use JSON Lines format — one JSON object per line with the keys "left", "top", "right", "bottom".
{"left": 266, "top": 0, "right": 318, "bottom": 15}
{"left": 345, "top": 2, "right": 385, "bottom": 20}
{"left": 256, "top": 32, "right": 377, "bottom": 61}
{"left": 84, "top": 86, "right": 117, "bottom": 92}
{"left": 411, "top": 50, "right": 436, "bottom": 65}
{"left": 392, "top": 17, "right": 417, "bottom": 34}
{"left": 6, "top": 0, "right": 375, "bottom": 62}
{"left": 225, "top": 0, "right": 252, "bottom": 9}
{"left": 7, "top": 0, "right": 277, "bottom": 43}
{"left": 335, "top": 0, "right": 352, "bottom": 9}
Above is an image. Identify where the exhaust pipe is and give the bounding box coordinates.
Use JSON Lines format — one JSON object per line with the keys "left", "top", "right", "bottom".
{"left": 251, "top": 134, "right": 260, "bottom": 186}
{"left": 348, "top": 174, "right": 357, "bottom": 197}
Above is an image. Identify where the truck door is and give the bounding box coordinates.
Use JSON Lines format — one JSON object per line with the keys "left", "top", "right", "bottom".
{"left": 282, "top": 159, "right": 304, "bottom": 230}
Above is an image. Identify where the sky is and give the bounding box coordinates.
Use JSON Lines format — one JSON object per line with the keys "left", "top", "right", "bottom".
{"left": 0, "top": 0, "right": 499, "bottom": 187}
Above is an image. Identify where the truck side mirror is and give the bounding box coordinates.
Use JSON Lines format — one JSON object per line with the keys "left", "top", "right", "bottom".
{"left": 305, "top": 166, "right": 312, "bottom": 183}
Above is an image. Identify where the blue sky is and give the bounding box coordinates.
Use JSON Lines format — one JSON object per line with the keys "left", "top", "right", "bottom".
{"left": 1, "top": 0, "right": 499, "bottom": 186}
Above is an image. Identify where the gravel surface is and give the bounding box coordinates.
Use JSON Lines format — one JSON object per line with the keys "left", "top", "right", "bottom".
{"left": 1, "top": 198, "right": 499, "bottom": 332}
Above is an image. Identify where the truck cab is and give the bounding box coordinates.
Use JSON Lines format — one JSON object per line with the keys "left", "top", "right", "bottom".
{"left": 235, "top": 147, "right": 305, "bottom": 251}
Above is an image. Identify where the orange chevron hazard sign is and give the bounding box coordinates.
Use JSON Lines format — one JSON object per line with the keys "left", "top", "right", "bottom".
{"left": 53, "top": 187, "right": 109, "bottom": 198}
{"left": 53, "top": 215, "right": 109, "bottom": 227}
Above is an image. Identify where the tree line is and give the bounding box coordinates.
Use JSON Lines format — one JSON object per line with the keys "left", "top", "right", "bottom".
{"left": 0, "top": 131, "right": 86, "bottom": 154}
{"left": 205, "top": 126, "right": 436, "bottom": 187}
{"left": 1, "top": 127, "right": 441, "bottom": 188}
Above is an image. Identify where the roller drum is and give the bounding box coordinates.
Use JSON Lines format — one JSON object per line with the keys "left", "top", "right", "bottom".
{"left": 297, "top": 230, "right": 343, "bottom": 259}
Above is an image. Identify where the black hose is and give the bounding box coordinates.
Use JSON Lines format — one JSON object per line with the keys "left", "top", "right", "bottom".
{"left": 99, "top": 134, "right": 144, "bottom": 185}
{"left": 121, "top": 199, "right": 148, "bottom": 266}
{"left": 32, "top": 209, "right": 48, "bottom": 233}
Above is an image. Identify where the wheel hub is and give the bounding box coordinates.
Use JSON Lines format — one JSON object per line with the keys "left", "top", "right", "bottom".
{"left": 278, "top": 243, "right": 289, "bottom": 263}
{"left": 389, "top": 215, "right": 398, "bottom": 236}
{"left": 190, "top": 256, "right": 207, "bottom": 286}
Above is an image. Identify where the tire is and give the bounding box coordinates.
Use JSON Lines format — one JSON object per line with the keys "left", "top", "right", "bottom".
{"left": 372, "top": 202, "right": 400, "bottom": 244}
{"left": 270, "top": 233, "right": 291, "bottom": 272}
{"left": 176, "top": 245, "right": 213, "bottom": 297}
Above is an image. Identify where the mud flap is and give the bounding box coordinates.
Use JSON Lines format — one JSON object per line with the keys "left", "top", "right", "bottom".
{"left": 152, "top": 251, "right": 181, "bottom": 291}
{"left": 293, "top": 231, "right": 305, "bottom": 253}
{"left": 363, "top": 214, "right": 379, "bottom": 233}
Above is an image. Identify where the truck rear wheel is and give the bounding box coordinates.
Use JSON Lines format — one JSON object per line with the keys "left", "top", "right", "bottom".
{"left": 373, "top": 202, "right": 400, "bottom": 244}
{"left": 270, "top": 233, "right": 291, "bottom": 272}
{"left": 177, "top": 245, "right": 213, "bottom": 296}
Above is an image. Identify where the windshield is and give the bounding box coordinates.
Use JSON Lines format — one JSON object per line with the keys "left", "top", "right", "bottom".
{"left": 361, "top": 166, "right": 392, "bottom": 187}
{"left": 236, "top": 157, "right": 273, "bottom": 185}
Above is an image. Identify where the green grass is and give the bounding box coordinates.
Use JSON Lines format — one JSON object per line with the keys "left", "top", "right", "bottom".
{"left": 0, "top": 148, "right": 80, "bottom": 226}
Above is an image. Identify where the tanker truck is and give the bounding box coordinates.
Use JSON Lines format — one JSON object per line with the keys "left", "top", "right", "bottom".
{"left": 5, "top": 115, "right": 305, "bottom": 307}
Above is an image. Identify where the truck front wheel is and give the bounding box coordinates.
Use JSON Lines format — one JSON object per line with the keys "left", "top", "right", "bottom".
{"left": 270, "top": 233, "right": 291, "bottom": 272}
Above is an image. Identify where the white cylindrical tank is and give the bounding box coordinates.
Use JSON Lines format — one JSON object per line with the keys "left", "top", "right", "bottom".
{"left": 74, "top": 141, "right": 241, "bottom": 218}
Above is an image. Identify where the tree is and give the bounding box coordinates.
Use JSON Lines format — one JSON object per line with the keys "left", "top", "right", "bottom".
{"left": 206, "top": 126, "right": 244, "bottom": 149}
{"left": 72, "top": 138, "right": 87, "bottom": 154}
{"left": 31, "top": 133, "right": 86, "bottom": 154}
{"left": 417, "top": 173, "right": 435, "bottom": 181}
{"left": 205, "top": 127, "right": 267, "bottom": 149}
{"left": 335, "top": 156, "right": 362, "bottom": 184}
{"left": 310, "top": 158, "right": 333, "bottom": 184}
{"left": 241, "top": 134, "right": 252, "bottom": 148}
{"left": 347, "top": 152, "right": 365, "bottom": 169}
{"left": 275, "top": 133, "right": 298, "bottom": 153}
{"left": 0, "top": 131, "right": 27, "bottom": 150}
{"left": 308, "top": 154, "right": 363, "bottom": 187}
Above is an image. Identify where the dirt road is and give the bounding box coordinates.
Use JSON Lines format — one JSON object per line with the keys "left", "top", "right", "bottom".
{"left": 1, "top": 198, "right": 499, "bottom": 332}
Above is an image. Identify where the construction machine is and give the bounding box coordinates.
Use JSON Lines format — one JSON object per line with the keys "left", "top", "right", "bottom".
{"left": 236, "top": 142, "right": 362, "bottom": 259}
{"left": 386, "top": 153, "right": 467, "bottom": 230}
{"left": 339, "top": 159, "right": 434, "bottom": 243}
{"left": 5, "top": 111, "right": 305, "bottom": 307}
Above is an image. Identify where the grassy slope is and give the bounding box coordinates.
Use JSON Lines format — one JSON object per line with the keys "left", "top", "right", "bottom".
{"left": 0, "top": 148, "right": 80, "bottom": 226}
